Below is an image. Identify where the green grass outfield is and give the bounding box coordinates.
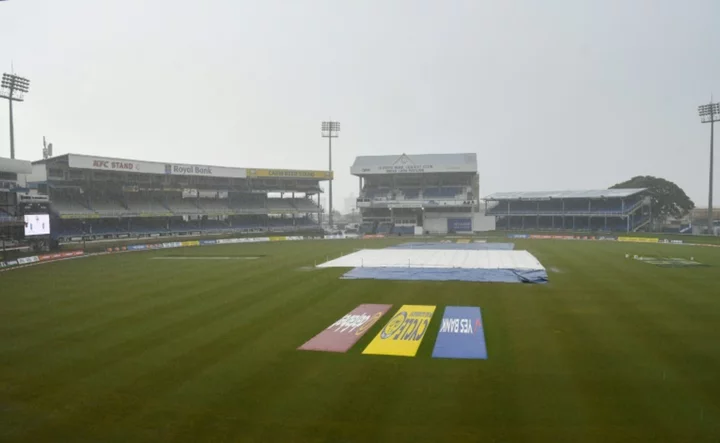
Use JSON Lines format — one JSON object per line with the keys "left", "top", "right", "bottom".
{"left": 1, "top": 238, "right": 719, "bottom": 442}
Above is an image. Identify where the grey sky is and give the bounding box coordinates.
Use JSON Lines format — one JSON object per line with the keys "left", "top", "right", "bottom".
{"left": 2, "top": 0, "right": 719, "bottom": 212}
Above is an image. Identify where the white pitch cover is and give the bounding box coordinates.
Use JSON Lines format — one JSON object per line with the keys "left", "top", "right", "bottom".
{"left": 317, "top": 249, "right": 545, "bottom": 271}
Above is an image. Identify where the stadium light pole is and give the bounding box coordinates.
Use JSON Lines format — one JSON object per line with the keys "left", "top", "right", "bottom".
{"left": 0, "top": 73, "right": 31, "bottom": 159}
{"left": 698, "top": 101, "right": 720, "bottom": 234}
{"left": 321, "top": 121, "right": 340, "bottom": 228}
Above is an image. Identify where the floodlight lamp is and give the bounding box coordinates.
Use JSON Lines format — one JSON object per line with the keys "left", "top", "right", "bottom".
{"left": 1, "top": 73, "right": 30, "bottom": 95}
{"left": 699, "top": 103, "right": 720, "bottom": 116}
{"left": 321, "top": 121, "right": 341, "bottom": 136}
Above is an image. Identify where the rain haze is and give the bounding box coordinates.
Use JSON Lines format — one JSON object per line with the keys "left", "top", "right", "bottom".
{"left": 1, "top": 0, "right": 719, "bottom": 211}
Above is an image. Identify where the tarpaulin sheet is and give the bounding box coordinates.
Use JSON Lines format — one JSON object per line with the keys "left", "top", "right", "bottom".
{"left": 388, "top": 242, "right": 515, "bottom": 251}
{"left": 341, "top": 267, "right": 547, "bottom": 284}
{"left": 318, "top": 249, "right": 543, "bottom": 271}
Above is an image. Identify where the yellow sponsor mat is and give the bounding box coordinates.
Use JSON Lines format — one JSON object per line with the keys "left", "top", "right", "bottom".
{"left": 362, "top": 305, "right": 436, "bottom": 357}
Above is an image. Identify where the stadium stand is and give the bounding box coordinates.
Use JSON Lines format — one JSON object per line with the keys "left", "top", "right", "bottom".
{"left": 1, "top": 157, "right": 35, "bottom": 251}
{"left": 351, "top": 153, "right": 495, "bottom": 235}
{"left": 393, "top": 225, "right": 415, "bottom": 235}
{"left": 197, "top": 199, "right": 232, "bottom": 213}
{"left": 30, "top": 154, "right": 328, "bottom": 242}
{"left": 266, "top": 199, "right": 294, "bottom": 211}
{"left": 165, "top": 196, "right": 202, "bottom": 214}
{"left": 359, "top": 221, "right": 376, "bottom": 234}
{"left": 124, "top": 193, "right": 170, "bottom": 215}
{"left": 376, "top": 222, "right": 394, "bottom": 234}
{"left": 484, "top": 189, "right": 651, "bottom": 232}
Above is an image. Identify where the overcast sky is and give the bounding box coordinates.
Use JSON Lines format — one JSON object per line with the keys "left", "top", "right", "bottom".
{"left": 1, "top": 0, "right": 719, "bottom": 211}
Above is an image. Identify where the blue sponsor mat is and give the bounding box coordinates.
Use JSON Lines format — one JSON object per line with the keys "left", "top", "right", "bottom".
{"left": 432, "top": 306, "right": 488, "bottom": 359}
{"left": 387, "top": 242, "right": 515, "bottom": 251}
{"left": 341, "top": 267, "right": 547, "bottom": 283}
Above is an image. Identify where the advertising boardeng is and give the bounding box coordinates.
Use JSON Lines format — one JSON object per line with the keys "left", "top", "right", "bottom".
{"left": 362, "top": 305, "right": 436, "bottom": 357}
{"left": 247, "top": 169, "right": 333, "bottom": 179}
{"left": 431, "top": 306, "right": 488, "bottom": 360}
{"left": 618, "top": 237, "right": 659, "bottom": 243}
{"left": 299, "top": 304, "right": 392, "bottom": 353}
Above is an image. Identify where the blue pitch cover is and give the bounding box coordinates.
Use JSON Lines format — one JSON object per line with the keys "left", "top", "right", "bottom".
{"left": 431, "top": 306, "right": 488, "bottom": 359}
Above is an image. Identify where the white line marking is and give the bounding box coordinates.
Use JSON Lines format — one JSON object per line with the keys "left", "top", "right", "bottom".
{"left": 151, "top": 256, "right": 260, "bottom": 260}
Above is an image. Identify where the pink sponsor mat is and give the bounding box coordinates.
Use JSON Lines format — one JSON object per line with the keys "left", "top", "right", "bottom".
{"left": 298, "top": 304, "right": 393, "bottom": 353}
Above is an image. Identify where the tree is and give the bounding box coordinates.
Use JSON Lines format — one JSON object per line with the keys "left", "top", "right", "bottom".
{"left": 610, "top": 176, "right": 694, "bottom": 222}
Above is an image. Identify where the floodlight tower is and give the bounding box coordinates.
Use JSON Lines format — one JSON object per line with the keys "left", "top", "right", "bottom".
{"left": 0, "top": 73, "right": 31, "bottom": 159}
{"left": 698, "top": 101, "right": 720, "bottom": 233}
{"left": 321, "top": 121, "right": 340, "bottom": 228}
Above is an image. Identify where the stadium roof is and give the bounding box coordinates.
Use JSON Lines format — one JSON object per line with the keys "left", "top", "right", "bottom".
{"left": 0, "top": 157, "right": 32, "bottom": 174}
{"left": 484, "top": 189, "right": 647, "bottom": 200}
{"left": 351, "top": 153, "right": 477, "bottom": 175}
{"left": 34, "top": 153, "right": 332, "bottom": 180}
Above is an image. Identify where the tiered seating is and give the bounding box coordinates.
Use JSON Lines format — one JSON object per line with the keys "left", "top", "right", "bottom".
{"left": 292, "top": 198, "right": 319, "bottom": 211}
{"left": 201, "top": 219, "right": 229, "bottom": 231}
{"left": 55, "top": 220, "right": 85, "bottom": 236}
{"left": 494, "top": 214, "right": 647, "bottom": 232}
{"left": 424, "top": 187, "right": 462, "bottom": 199}
{"left": 229, "top": 198, "right": 265, "bottom": 212}
{"left": 294, "top": 217, "right": 316, "bottom": 226}
{"left": 131, "top": 219, "right": 169, "bottom": 233}
{"left": 91, "top": 198, "right": 126, "bottom": 215}
{"left": 377, "top": 222, "right": 393, "bottom": 234}
{"left": 169, "top": 219, "right": 199, "bottom": 231}
{"left": 362, "top": 186, "right": 465, "bottom": 201}
{"left": 166, "top": 198, "right": 201, "bottom": 214}
{"left": 401, "top": 188, "right": 420, "bottom": 199}
{"left": 52, "top": 197, "right": 94, "bottom": 215}
{"left": 198, "top": 199, "right": 231, "bottom": 213}
{"left": 488, "top": 199, "right": 634, "bottom": 215}
{"left": 359, "top": 222, "right": 376, "bottom": 234}
{"left": 90, "top": 220, "right": 126, "bottom": 235}
{"left": 362, "top": 188, "right": 390, "bottom": 199}
{"left": 125, "top": 195, "right": 169, "bottom": 214}
{"left": 393, "top": 225, "right": 415, "bottom": 235}
{"left": 266, "top": 199, "right": 294, "bottom": 210}
{"left": 268, "top": 218, "right": 304, "bottom": 230}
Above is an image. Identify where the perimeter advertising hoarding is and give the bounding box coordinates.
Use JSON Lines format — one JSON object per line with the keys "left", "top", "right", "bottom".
{"left": 58, "top": 214, "right": 101, "bottom": 220}
{"left": 17, "top": 256, "right": 40, "bottom": 265}
{"left": 246, "top": 169, "right": 333, "bottom": 179}
{"left": 618, "top": 237, "right": 659, "bottom": 243}
{"left": 447, "top": 218, "right": 472, "bottom": 233}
